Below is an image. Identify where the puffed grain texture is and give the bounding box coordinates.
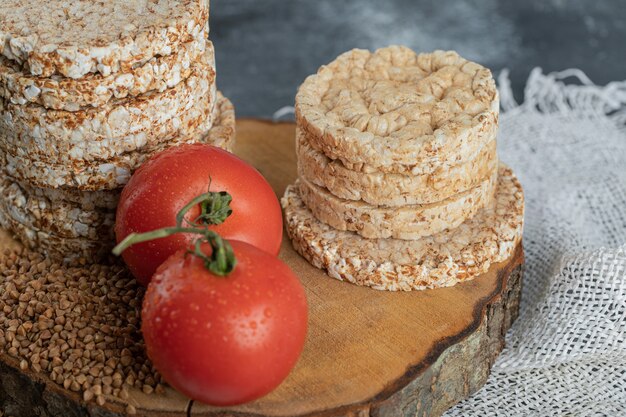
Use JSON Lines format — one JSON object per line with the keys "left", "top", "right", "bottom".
{"left": 0, "top": 57, "right": 216, "bottom": 164}
{"left": 1, "top": 123, "right": 209, "bottom": 190}
{"left": 0, "top": 176, "right": 114, "bottom": 240}
{"left": 297, "top": 128, "right": 498, "bottom": 206}
{"left": 0, "top": 88, "right": 233, "bottom": 190}
{"left": 12, "top": 181, "right": 120, "bottom": 211}
{"left": 297, "top": 167, "right": 497, "bottom": 240}
{"left": 282, "top": 165, "right": 524, "bottom": 291}
{"left": 0, "top": 0, "right": 209, "bottom": 78}
{"left": 296, "top": 46, "right": 499, "bottom": 175}
{"left": 203, "top": 91, "right": 236, "bottom": 149}
{"left": 0, "top": 101, "right": 236, "bottom": 262}
{"left": 0, "top": 33, "right": 211, "bottom": 111}
{"left": 0, "top": 204, "right": 112, "bottom": 263}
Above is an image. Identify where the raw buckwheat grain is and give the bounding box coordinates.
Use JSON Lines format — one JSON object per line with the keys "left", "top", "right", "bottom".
{"left": 0, "top": 248, "right": 165, "bottom": 408}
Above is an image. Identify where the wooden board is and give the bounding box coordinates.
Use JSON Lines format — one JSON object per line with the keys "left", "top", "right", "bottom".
{"left": 0, "top": 119, "right": 523, "bottom": 417}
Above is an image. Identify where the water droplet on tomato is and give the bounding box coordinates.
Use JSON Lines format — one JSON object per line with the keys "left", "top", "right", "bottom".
{"left": 190, "top": 303, "right": 199, "bottom": 311}
{"left": 249, "top": 321, "right": 257, "bottom": 329}
{"left": 264, "top": 308, "right": 272, "bottom": 318}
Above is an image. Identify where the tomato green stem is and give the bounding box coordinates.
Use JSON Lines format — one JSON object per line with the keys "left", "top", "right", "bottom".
{"left": 177, "top": 190, "right": 233, "bottom": 227}
{"left": 113, "top": 226, "right": 236, "bottom": 276}
{"left": 113, "top": 187, "right": 237, "bottom": 276}
{"left": 186, "top": 232, "right": 237, "bottom": 277}
{"left": 112, "top": 227, "right": 204, "bottom": 256}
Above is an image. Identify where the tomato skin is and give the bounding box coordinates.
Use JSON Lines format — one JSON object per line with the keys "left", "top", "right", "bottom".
{"left": 141, "top": 240, "right": 308, "bottom": 406}
{"left": 115, "top": 144, "right": 283, "bottom": 285}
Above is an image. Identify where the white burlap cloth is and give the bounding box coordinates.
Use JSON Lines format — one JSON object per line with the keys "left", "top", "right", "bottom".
{"left": 446, "top": 69, "right": 626, "bottom": 415}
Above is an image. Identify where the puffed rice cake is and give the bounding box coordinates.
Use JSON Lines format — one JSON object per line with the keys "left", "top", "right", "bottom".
{"left": 282, "top": 165, "right": 524, "bottom": 291}
{"left": 296, "top": 167, "right": 497, "bottom": 240}
{"left": 0, "top": 90, "right": 234, "bottom": 191}
{"left": 0, "top": 0, "right": 209, "bottom": 79}
{"left": 0, "top": 94, "right": 237, "bottom": 261}
{"left": 0, "top": 33, "right": 211, "bottom": 111}
{"left": 204, "top": 91, "right": 236, "bottom": 149}
{"left": 296, "top": 128, "right": 498, "bottom": 206}
{"left": 0, "top": 177, "right": 115, "bottom": 240}
{"left": 0, "top": 207, "right": 113, "bottom": 263}
{"left": 295, "top": 46, "right": 499, "bottom": 175}
{"left": 12, "top": 182, "right": 120, "bottom": 211}
{"left": 0, "top": 54, "right": 216, "bottom": 165}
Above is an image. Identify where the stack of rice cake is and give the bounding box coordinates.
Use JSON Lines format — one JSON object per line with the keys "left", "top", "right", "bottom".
{"left": 0, "top": 0, "right": 235, "bottom": 262}
{"left": 282, "top": 46, "right": 524, "bottom": 291}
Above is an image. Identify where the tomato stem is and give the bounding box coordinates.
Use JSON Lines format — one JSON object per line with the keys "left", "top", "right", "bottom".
{"left": 113, "top": 227, "right": 237, "bottom": 276}
{"left": 186, "top": 233, "right": 237, "bottom": 277}
{"left": 113, "top": 189, "right": 237, "bottom": 276}
{"left": 177, "top": 190, "right": 232, "bottom": 227}
{"left": 113, "top": 227, "right": 204, "bottom": 256}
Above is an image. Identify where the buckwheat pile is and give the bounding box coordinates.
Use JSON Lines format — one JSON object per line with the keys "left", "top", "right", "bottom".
{"left": 282, "top": 46, "right": 525, "bottom": 291}
{"left": 0, "top": 0, "right": 236, "bottom": 263}
{"left": 0, "top": 248, "right": 161, "bottom": 412}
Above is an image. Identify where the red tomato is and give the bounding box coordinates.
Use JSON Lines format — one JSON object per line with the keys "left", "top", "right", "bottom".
{"left": 115, "top": 144, "right": 283, "bottom": 285}
{"left": 141, "top": 240, "right": 308, "bottom": 406}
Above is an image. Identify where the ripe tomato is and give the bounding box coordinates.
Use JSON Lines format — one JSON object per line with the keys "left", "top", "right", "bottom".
{"left": 115, "top": 144, "right": 283, "bottom": 285}
{"left": 141, "top": 240, "right": 308, "bottom": 406}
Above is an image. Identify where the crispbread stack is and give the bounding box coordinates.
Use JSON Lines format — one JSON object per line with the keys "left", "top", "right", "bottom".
{"left": 0, "top": 0, "right": 236, "bottom": 262}
{"left": 282, "top": 46, "right": 524, "bottom": 291}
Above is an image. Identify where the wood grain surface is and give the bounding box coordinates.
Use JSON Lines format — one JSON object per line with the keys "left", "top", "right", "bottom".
{"left": 0, "top": 119, "right": 523, "bottom": 417}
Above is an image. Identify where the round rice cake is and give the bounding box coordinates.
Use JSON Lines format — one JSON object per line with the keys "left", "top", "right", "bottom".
{"left": 1, "top": 89, "right": 232, "bottom": 190}
{"left": 297, "top": 128, "right": 498, "bottom": 206}
{"left": 1, "top": 122, "right": 210, "bottom": 190}
{"left": 0, "top": 33, "right": 211, "bottom": 111}
{"left": 282, "top": 165, "right": 524, "bottom": 291}
{"left": 0, "top": 177, "right": 114, "bottom": 240}
{"left": 296, "top": 46, "right": 499, "bottom": 175}
{"left": 0, "top": 98, "right": 236, "bottom": 262}
{"left": 0, "top": 203, "right": 112, "bottom": 264}
{"left": 297, "top": 167, "right": 497, "bottom": 240}
{"left": 0, "top": 56, "right": 216, "bottom": 164}
{"left": 0, "top": 0, "right": 209, "bottom": 79}
{"left": 203, "top": 91, "right": 236, "bottom": 149}
{"left": 14, "top": 182, "right": 120, "bottom": 211}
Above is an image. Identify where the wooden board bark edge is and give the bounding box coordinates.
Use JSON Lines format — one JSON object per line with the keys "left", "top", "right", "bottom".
{"left": 0, "top": 119, "right": 525, "bottom": 417}
{"left": 367, "top": 247, "right": 523, "bottom": 417}
{"left": 0, "top": 247, "right": 522, "bottom": 417}
{"left": 189, "top": 244, "right": 524, "bottom": 417}
{"left": 0, "top": 351, "right": 190, "bottom": 417}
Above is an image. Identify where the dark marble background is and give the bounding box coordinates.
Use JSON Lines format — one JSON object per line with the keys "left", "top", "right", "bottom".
{"left": 210, "top": 0, "right": 624, "bottom": 118}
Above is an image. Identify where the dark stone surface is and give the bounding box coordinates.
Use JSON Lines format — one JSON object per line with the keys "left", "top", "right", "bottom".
{"left": 209, "top": 0, "right": 625, "bottom": 117}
